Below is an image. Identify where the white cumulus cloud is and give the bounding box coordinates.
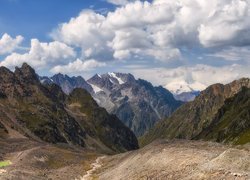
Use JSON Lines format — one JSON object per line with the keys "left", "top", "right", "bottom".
{"left": 0, "top": 33, "right": 24, "bottom": 55}
{"left": 0, "top": 39, "right": 76, "bottom": 70}
{"left": 51, "top": 0, "right": 250, "bottom": 64}
{"left": 51, "top": 59, "right": 106, "bottom": 74}
{"left": 198, "top": 0, "right": 250, "bottom": 47}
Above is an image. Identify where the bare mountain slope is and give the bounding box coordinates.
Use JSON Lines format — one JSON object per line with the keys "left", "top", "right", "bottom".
{"left": 91, "top": 140, "right": 250, "bottom": 180}
{"left": 141, "top": 78, "right": 250, "bottom": 146}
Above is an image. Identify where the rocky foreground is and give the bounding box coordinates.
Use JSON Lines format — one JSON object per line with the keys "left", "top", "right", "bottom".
{"left": 1, "top": 139, "right": 249, "bottom": 180}
{"left": 0, "top": 138, "right": 99, "bottom": 180}
{"left": 94, "top": 140, "right": 250, "bottom": 180}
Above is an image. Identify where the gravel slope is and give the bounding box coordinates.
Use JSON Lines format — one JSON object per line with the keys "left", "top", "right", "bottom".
{"left": 94, "top": 140, "right": 250, "bottom": 180}
{"left": 1, "top": 139, "right": 249, "bottom": 180}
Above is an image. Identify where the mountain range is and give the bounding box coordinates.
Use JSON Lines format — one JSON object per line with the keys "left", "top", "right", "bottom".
{"left": 1, "top": 63, "right": 250, "bottom": 179}
{"left": 0, "top": 63, "right": 138, "bottom": 153}
{"left": 140, "top": 78, "right": 250, "bottom": 146}
{"left": 41, "top": 72, "right": 183, "bottom": 136}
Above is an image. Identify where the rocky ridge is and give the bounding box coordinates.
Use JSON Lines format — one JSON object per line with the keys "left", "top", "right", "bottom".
{"left": 0, "top": 63, "right": 138, "bottom": 153}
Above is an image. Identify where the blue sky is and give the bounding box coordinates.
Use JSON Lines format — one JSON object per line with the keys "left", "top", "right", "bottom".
{"left": 0, "top": 0, "right": 113, "bottom": 43}
{"left": 0, "top": 0, "right": 249, "bottom": 92}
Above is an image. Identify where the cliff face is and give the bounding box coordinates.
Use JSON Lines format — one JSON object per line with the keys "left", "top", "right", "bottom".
{"left": 0, "top": 63, "right": 138, "bottom": 153}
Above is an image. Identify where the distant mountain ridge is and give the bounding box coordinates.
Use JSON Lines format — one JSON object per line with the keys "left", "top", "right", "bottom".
{"left": 0, "top": 63, "right": 138, "bottom": 153}
{"left": 165, "top": 80, "right": 203, "bottom": 102}
{"left": 174, "top": 91, "right": 200, "bottom": 102}
{"left": 41, "top": 72, "right": 183, "bottom": 136}
{"left": 40, "top": 73, "right": 93, "bottom": 94}
{"left": 140, "top": 78, "right": 250, "bottom": 146}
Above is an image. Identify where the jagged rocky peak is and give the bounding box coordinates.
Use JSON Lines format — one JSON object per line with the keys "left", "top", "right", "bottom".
{"left": 0, "top": 66, "right": 15, "bottom": 81}
{"left": 201, "top": 78, "right": 250, "bottom": 99}
{"left": 52, "top": 73, "right": 69, "bottom": 82}
{"left": 89, "top": 72, "right": 135, "bottom": 86}
{"left": 14, "top": 63, "right": 39, "bottom": 84}
{"left": 117, "top": 72, "right": 136, "bottom": 83}
{"left": 88, "top": 72, "right": 183, "bottom": 136}
{"left": 47, "top": 73, "right": 93, "bottom": 94}
{"left": 87, "top": 73, "right": 115, "bottom": 91}
{"left": 87, "top": 72, "right": 137, "bottom": 94}
{"left": 106, "top": 72, "right": 135, "bottom": 85}
{"left": 0, "top": 66, "right": 12, "bottom": 74}
{"left": 0, "top": 63, "right": 41, "bottom": 98}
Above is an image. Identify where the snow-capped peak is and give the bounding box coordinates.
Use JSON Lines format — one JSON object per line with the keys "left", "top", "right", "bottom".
{"left": 165, "top": 80, "right": 206, "bottom": 94}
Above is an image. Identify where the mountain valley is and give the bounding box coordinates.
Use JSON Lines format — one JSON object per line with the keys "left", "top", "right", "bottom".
{"left": 0, "top": 64, "right": 249, "bottom": 180}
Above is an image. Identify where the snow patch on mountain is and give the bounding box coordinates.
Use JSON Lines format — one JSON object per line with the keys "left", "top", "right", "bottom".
{"left": 108, "top": 72, "right": 125, "bottom": 85}
{"left": 89, "top": 83, "right": 103, "bottom": 93}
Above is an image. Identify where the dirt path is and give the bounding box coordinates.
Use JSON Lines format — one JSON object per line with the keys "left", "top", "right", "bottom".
{"left": 79, "top": 156, "right": 106, "bottom": 180}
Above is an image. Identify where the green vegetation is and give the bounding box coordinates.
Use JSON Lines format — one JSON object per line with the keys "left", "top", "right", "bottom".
{"left": 235, "top": 130, "right": 250, "bottom": 145}
{"left": 0, "top": 160, "right": 11, "bottom": 168}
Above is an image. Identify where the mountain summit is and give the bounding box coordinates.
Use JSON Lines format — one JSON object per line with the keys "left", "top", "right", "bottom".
{"left": 42, "top": 72, "right": 183, "bottom": 136}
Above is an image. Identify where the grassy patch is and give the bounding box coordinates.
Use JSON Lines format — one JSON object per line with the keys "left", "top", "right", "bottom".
{"left": 234, "top": 130, "right": 250, "bottom": 145}
{"left": 0, "top": 160, "right": 12, "bottom": 168}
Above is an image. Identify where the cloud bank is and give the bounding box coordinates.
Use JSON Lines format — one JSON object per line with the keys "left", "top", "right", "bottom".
{"left": 0, "top": 39, "right": 76, "bottom": 70}
{"left": 51, "top": 59, "right": 106, "bottom": 74}
{"left": 0, "top": 0, "right": 250, "bottom": 90}
{"left": 52, "top": 0, "right": 250, "bottom": 62}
